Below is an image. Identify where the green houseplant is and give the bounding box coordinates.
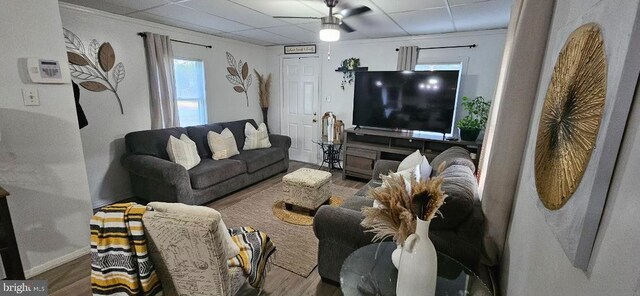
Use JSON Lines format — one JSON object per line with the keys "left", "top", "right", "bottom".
{"left": 340, "top": 57, "right": 360, "bottom": 90}
{"left": 457, "top": 96, "right": 491, "bottom": 141}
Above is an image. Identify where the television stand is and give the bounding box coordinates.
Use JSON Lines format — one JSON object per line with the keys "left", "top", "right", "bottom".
{"left": 341, "top": 128, "right": 482, "bottom": 180}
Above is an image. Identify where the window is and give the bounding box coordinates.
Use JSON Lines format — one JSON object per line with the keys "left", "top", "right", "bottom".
{"left": 174, "top": 58, "right": 207, "bottom": 127}
{"left": 415, "top": 63, "right": 462, "bottom": 71}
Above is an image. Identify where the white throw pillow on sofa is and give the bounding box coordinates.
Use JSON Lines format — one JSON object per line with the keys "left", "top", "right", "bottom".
{"left": 398, "top": 150, "right": 423, "bottom": 171}
{"left": 207, "top": 128, "right": 240, "bottom": 160}
{"left": 397, "top": 150, "right": 432, "bottom": 181}
{"left": 147, "top": 202, "right": 240, "bottom": 259}
{"left": 166, "top": 134, "right": 201, "bottom": 170}
{"left": 243, "top": 122, "right": 271, "bottom": 150}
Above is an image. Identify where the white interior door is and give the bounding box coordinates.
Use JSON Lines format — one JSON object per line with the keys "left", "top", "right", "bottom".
{"left": 281, "top": 57, "right": 320, "bottom": 163}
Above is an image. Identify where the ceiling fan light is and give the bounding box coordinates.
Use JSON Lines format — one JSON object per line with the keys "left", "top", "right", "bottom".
{"left": 319, "top": 23, "right": 340, "bottom": 42}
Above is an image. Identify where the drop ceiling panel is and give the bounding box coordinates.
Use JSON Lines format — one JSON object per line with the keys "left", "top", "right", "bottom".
{"left": 179, "top": 0, "right": 288, "bottom": 28}
{"left": 298, "top": 0, "right": 378, "bottom": 15}
{"left": 448, "top": 0, "right": 493, "bottom": 6}
{"left": 129, "top": 11, "right": 223, "bottom": 35}
{"left": 218, "top": 33, "right": 275, "bottom": 46}
{"left": 341, "top": 13, "right": 408, "bottom": 38}
{"left": 143, "top": 4, "right": 252, "bottom": 32}
{"left": 61, "top": 0, "right": 512, "bottom": 46}
{"left": 229, "top": 0, "right": 325, "bottom": 24}
{"left": 370, "top": 0, "right": 446, "bottom": 13}
{"left": 450, "top": 1, "right": 511, "bottom": 31}
{"left": 233, "top": 29, "right": 300, "bottom": 45}
{"left": 390, "top": 8, "right": 455, "bottom": 35}
{"left": 263, "top": 25, "right": 318, "bottom": 43}
{"left": 60, "top": 0, "right": 137, "bottom": 15}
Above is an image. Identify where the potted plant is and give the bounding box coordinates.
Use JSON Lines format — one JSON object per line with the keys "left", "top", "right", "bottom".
{"left": 457, "top": 96, "right": 491, "bottom": 141}
{"left": 340, "top": 57, "right": 360, "bottom": 89}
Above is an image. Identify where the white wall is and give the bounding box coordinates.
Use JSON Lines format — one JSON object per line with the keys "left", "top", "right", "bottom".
{"left": 502, "top": 0, "right": 640, "bottom": 295}
{"left": 60, "top": 4, "right": 268, "bottom": 208}
{"left": 266, "top": 30, "right": 507, "bottom": 135}
{"left": 0, "top": 0, "right": 93, "bottom": 277}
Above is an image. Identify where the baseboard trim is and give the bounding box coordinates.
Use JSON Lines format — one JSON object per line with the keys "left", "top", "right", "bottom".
{"left": 25, "top": 247, "right": 90, "bottom": 279}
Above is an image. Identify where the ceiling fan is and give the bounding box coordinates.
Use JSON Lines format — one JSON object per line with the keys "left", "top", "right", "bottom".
{"left": 273, "top": 0, "right": 372, "bottom": 42}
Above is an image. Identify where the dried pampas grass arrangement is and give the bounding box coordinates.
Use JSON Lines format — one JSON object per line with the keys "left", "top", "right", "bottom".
{"left": 254, "top": 70, "right": 272, "bottom": 109}
{"left": 254, "top": 70, "right": 272, "bottom": 131}
{"left": 361, "top": 173, "right": 446, "bottom": 245}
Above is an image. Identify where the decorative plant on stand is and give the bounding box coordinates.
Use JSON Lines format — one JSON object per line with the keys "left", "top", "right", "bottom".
{"left": 225, "top": 52, "right": 253, "bottom": 107}
{"left": 254, "top": 70, "right": 272, "bottom": 132}
{"left": 361, "top": 170, "right": 447, "bottom": 296}
{"left": 340, "top": 57, "right": 360, "bottom": 90}
{"left": 63, "top": 28, "right": 126, "bottom": 114}
{"left": 457, "top": 96, "right": 491, "bottom": 141}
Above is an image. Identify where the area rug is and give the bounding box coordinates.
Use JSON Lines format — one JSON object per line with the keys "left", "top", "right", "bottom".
{"left": 218, "top": 182, "right": 359, "bottom": 277}
{"left": 272, "top": 196, "right": 345, "bottom": 226}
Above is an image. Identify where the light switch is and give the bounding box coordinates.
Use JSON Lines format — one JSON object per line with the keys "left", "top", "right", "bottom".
{"left": 22, "top": 88, "right": 40, "bottom": 106}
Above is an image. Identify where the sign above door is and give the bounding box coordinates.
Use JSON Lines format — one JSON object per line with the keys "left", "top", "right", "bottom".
{"left": 284, "top": 44, "right": 317, "bottom": 55}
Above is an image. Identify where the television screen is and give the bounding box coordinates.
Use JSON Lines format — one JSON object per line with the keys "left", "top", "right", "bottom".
{"left": 352, "top": 70, "right": 460, "bottom": 134}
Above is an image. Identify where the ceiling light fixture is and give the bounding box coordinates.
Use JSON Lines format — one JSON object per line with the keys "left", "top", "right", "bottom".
{"left": 320, "top": 16, "right": 340, "bottom": 42}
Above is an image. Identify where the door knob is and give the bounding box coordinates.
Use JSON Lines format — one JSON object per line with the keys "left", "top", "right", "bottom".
{"left": 313, "top": 119, "right": 317, "bottom": 123}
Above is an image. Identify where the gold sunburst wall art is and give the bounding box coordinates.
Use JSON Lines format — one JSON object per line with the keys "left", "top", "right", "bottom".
{"left": 534, "top": 23, "right": 607, "bottom": 210}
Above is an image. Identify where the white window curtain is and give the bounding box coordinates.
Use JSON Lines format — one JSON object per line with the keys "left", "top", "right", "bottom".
{"left": 396, "top": 46, "right": 419, "bottom": 71}
{"left": 143, "top": 32, "right": 179, "bottom": 129}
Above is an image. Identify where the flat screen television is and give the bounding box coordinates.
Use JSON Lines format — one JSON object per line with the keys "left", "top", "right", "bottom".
{"left": 352, "top": 70, "right": 461, "bottom": 134}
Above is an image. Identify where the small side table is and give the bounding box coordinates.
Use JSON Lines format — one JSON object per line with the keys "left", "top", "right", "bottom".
{"left": 340, "top": 242, "right": 493, "bottom": 296}
{"left": 0, "top": 186, "right": 25, "bottom": 280}
{"left": 313, "top": 139, "right": 343, "bottom": 171}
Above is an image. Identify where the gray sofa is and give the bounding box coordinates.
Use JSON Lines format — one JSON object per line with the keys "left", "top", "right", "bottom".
{"left": 122, "top": 119, "right": 291, "bottom": 205}
{"left": 313, "top": 147, "right": 484, "bottom": 283}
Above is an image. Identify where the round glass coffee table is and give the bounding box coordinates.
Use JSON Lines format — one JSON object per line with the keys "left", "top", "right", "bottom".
{"left": 340, "top": 242, "right": 493, "bottom": 296}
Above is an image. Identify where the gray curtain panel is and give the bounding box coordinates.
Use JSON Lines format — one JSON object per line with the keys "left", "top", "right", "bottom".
{"left": 396, "top": 46, "right": 419, "bottom": 71}
{"left": 477, "top": 0, "right": 554, "bottom": 266}
{"left": 143, "top": 32, "right": 180, "bottom": 129}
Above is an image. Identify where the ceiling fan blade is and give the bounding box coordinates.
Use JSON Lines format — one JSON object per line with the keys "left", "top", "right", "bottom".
{"left": 339, "top": 21, "right": 355, "bottom": 33}
{"left": 273, "top": 16, "right": 321, "bottom": 19}
{"left": 338, "top": 6, "right": 372, "bottom": 18}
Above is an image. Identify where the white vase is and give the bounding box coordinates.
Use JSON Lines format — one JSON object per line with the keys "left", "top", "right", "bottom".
{"left": 391, "top": 244, "right": 401, "bottom": 268}
{"left": 396, "top": 217, "right": 437, "bottom": 296}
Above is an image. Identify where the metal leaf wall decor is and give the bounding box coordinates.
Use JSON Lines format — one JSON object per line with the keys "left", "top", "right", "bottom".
{"left": 225, "top": 52, "right": 252, "bottom": 107}
{"left": 534, "top": 23, "right": 607, "bottom": 210}
{"left": 63, "top": 28, "right": 126, "bottom": 114}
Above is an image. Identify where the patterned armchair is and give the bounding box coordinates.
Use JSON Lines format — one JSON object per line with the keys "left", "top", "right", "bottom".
{"left": 142, "top": 204, "right": 247, "bottom": 296}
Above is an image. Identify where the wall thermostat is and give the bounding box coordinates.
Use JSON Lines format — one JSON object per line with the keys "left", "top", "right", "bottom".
{"left": 26, "top": 58, "right": 69, "bottom": 84}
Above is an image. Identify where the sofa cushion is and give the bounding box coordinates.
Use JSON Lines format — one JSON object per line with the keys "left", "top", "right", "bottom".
{"left": 125, "top": 127, "right": 188, "bottom": 160}
{"left": 430, "top": 146, "right": 475, "bottom": 176}
{"left": 341, "top": 196, "right": 373, "bottom": 212}
{"left": 431, "top": 164, "right": 477, "bottom": 230}
{"left": 188, "top": 158, "right": 246, "bottom": 189}
{"left": 186, "top": 123, "right": 224, "bottom": 158}
{"left": 221, "top": 119, "right": 258, "bottom": 151}
{"left": 231, "top": 147, "right": 285, "bottom": 173}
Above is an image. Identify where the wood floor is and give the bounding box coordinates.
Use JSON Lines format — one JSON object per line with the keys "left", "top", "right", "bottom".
{"left": 32, "top": 161, "right": 365, "bottom": 296}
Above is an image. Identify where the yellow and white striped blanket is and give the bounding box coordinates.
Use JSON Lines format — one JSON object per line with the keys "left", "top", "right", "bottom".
{"left": 90, "top": 203, "right": 162, "bottom": 296}
{"left": 228, "top": 227, "right": 276, "bottom": 288}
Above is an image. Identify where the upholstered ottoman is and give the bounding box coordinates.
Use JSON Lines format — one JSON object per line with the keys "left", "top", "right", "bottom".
{"left": 282, "top": 168, "right": 332, "bottom": 215}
